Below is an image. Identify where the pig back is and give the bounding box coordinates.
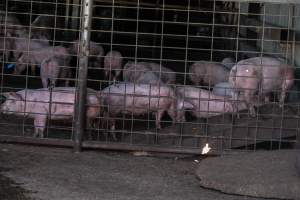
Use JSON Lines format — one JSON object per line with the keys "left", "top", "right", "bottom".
{"left": 145, "top": 62, "right": 176, "bottom": 84}
{"left": 189, "top": 61, "right": 229, "bottom": 86}
{"left": 176, "top": 86, "right": 233, "bottom": 118}
{"left": 234, "top": 57, "right": 293, "bottom": 92}
{"left": 16, "top": 87, "right": 98, "bottom": 119}
{"left": 100, "top": 83, "right": 175, "bottom": 115}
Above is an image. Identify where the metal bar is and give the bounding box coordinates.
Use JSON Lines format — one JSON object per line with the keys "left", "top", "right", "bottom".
{"left": 0, "top": 135, "right": 203, "bottom": 155}
{"left": 82, "top": 141, "right": 203, "bottom": 155}
{"left": 209, "top": 0, "right": 300, "bottom": 3}
{"left": 73, "top": 0, "right": 93, "bottom": 152}
{"left": 0, "top": 135, "right": 74, "bottom": 147}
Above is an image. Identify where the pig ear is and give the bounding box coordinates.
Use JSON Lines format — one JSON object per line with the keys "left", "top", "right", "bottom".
{"left": 183, "top": 101, "right": 194, "bottom": 110}
{"left": 9, "top": 92, "right": 23, "bottom": 100}
{"left": 1, "top": 92, "right": 10, "bottom": 98}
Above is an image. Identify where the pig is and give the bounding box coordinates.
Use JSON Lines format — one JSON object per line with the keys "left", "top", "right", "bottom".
{"left": 212, "top": 82, "right": 233, "bottom": 97}
{"left": 0, "top": 36, "right": 13, "bottom": 62}
{"left": 68, "top": 40, "right": 104, "bottom": 68}
{"left": 123, "top": 61, "right": 176, "bottom": 84}
{"left": 10, "top": 36, "right": 50, "bottom": 62}
{"left": 123, "top": 61, "right": 164, "bottom": 85}
{"left": 14, "top": 45, "right": 70, "bottom": 75}
{"left": 221, "top": 57, "right": 235, "bottom": 70}
{"left": 30, "top": 15, "right": 64, "bottom": 42}
{"left": 229, "top": 56, "right": 294, "bottom": 117}
{"left": 40, "top": 56, "right": 72, "bottom": 88}
{"left": 0, "top": 10, "right": 21, "bottom": 36}
{"left": 0, "top": 87, "right": 101, "bottom": 138}
{"left": 189, "top": 61, "right": 230, "bottom": 87}
{"left": 145, "top": 62, "right": 176, "bottom": 84}
{"left": 103, "top": 50, "right": 123, "bottom": 81}
{"left": 175, "top": 86, "right": 248, "bottom": 122}
{"left": 98, "top": 83, "right": 177, "bottom": 138}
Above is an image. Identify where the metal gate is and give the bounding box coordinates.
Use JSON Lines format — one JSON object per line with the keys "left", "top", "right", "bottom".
{"left": 0, "top": 0, "right": 299, "bottom": 155}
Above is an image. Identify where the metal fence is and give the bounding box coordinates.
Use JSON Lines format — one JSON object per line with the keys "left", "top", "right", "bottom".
{"left": 0, "top": 0, "right": 299, "bottom": 155}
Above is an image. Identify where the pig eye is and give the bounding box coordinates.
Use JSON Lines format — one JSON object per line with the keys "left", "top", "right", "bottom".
{"left": 0, "top": 95, "right": 6, "bottom": 104}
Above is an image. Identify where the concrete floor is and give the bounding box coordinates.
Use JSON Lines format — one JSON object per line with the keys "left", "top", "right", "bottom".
{"left": 0, "top": 143, "right": 276, "bottom": 200}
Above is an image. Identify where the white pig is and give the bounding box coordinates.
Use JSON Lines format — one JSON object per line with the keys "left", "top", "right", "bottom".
{"left": 189, "top": 61, "right": 230, "bottom": 86}
{"left": 221, "top": 57, "right": 235, "bottom": 70}
{"left": 229, "top": 56, "right": 294, "bottom": 117}
{"left": 123, "top": 61, "right": 164, "bottom": 85}
{"left": 103, "top": 50, "right": 123, "bottom": 81}
{"left": 123, "top": 61, "right": 176, "bottom": 84}
{"left": 0, "top": 87, "right": 100, "bottom": 138}
{"left": 98, "top": 83, "right": 176, "bottom": 137}
{"left": 176, "top": 86, "right": 248, "bottom": 122}
{"left": 40, "top": 56, "right": 72, "bottom": 88}
{"left": 0, "top": 10, "right": 21, "bottom": 36}
{"left": 14, "top": 45, "right": 70, "bottom": 75}
{"left": 212, "top": 82, "right": 233, "bottom": 97}
{"left": 68, "top": 40, "right": 104, "bottom": 68}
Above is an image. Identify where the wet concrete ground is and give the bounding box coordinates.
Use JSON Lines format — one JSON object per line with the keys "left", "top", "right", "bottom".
{"left": 0, "top": 143, "right": 278, "bottom": 200}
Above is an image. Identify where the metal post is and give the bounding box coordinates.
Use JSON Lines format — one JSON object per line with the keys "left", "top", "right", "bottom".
{"left": 74, "top": 0, "right": 93, "bottom": 152}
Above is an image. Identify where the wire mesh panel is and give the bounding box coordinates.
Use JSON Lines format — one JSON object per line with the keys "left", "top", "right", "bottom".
{"left": 0, "top": 0, "right": 299, "bottom": 154}
{"left": 0, "top": 0, "right": 83, "bottom": 145}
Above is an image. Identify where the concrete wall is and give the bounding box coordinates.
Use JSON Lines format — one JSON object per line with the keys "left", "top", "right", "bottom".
{"left": 255, "top": 3, "right": 300, "bottom": 66}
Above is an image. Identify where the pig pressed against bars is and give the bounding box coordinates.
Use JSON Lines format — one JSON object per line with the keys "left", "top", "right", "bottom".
{"left": 0, "top": 87, "right": 101, "bottom": 138}
{"left": 229, "top": 56, "right": 294, "bottom": 117}
{"left": 175, "top": 86, "right": 247, "bottom": 122}
{"left": 98, "top": 83, "right": 177, "bottom": 138}
{"left": 189, "top": 61, "right": 230, "bottom": 87}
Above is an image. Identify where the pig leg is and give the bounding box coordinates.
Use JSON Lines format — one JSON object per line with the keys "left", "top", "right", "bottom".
{"left": 41, "top": 78, "right": 48, "bottom": 88}
{"left": 110, "top": 118, "right": 117, "bottom": 141}
{"left": 33, "top": 115, "right": 47, "bottom": 138}
{"left": 86, "top": 118, "right": 94, "bottom": 140}
{"left": 231, "top": 91, "right": 240, "bottom": 119}
{"left": 41, "top": 77, "right": 48, "bottom": 88}
{"left": 31, "top": 65, "right": 36, "bottom": 76}
{"left": 279, "top": 79, "right": 293, "bottom": 107}
{"left": 40, "top": 62, "right": 49, "bottom": 88}
{"left": 49, "top": 78, "right": 56, "bottom": 88}
{"left": 64, "top": 69, "right": 72, "bottom": 87}
{"left": 155, "top": 110, "right": 165, "bottom": 129}
{"left": 244, "top": 89, "right": 256, "bottom": 117}
{"left": 175, "top": 109, "right": 185, "bottom": 123}
{"left": 167, "top": 106, "right": 177, "bottom": 124}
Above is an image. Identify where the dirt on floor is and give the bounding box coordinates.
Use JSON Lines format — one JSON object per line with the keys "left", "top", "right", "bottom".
{"left": 0, "top": 143, "right": 281, "bottom": 200}
{"left": 0, "top": 167, "right": 33, "bottom": 200}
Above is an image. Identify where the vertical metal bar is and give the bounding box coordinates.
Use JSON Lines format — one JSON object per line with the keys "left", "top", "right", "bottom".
{"left": 65, "top": 0, "right": 70, "bottom": 30}
{"left": 74, "top": 0, "right": 93, "bottom": 152}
